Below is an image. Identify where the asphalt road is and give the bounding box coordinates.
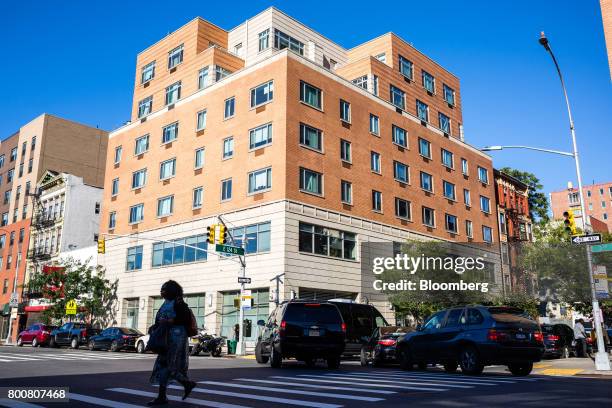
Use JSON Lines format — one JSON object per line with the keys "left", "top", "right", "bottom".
{"left": 0, "top": 346, "right": 610, "bottom": 408}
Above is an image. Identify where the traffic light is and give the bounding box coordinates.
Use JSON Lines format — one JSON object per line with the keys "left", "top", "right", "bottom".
{"left": 563, "top": 210, "right": 577, "bottom": 235}
{"left": 207, "top": 224, "right": 216, "bottom": 244}
{"left": 97, "top": 237, "right": 105, "bottom": 254}
{"left": 219, "top": 225, "right": 228, "bottom": 244}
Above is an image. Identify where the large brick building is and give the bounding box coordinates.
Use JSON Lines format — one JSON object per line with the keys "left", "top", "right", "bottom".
{"left": 550, "top": 182, "right": 612, "bottom": 233}
{"left": 100, "top": 7, "right": 501, "bottom": 344}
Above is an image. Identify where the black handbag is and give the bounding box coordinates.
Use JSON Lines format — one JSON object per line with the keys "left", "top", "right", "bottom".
{"left": 147, "top": 323, "right": 169, "bottom": 354}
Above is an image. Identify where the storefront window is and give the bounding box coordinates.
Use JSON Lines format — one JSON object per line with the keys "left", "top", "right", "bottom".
{"left": 221, "top": 289, "right": 269, "bottom": 342}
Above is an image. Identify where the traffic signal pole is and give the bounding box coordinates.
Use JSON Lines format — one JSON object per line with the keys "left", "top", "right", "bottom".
{"left": 236, "top": 235, "right": 246, "bottom": 356}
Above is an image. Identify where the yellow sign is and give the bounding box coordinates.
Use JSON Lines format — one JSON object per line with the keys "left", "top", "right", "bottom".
{"left": 65, "top": 299, "right": 77, "bottom": 315}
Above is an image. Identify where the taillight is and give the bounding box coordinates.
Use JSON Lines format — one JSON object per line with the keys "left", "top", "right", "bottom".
{"left": 42, "top": 331, "right": 49, "bottom": 335}
{"left": 81, "top": 329, "right": 87, "bottom": 337}
{"left": 122, "top": 335, "right": 130, "bottom": 339}
{"left": 546, "top": 334, "right": 559, "bottom": 341}
{"left": 279, "top": 320, "right": 286, "bottom": 334}
{"left": 534, "top": 332, "right": 543, "bottom": 343}
{"left": 378, "top": 339, "right": 396, "bottom": 347}
{"left": 487, "top": 329, "right": 509, "bottom": 342}
{"left": 341, "top": 322, "right": 347, "bottom": 333}
{"left": 304, "top": 303, "right": 320, "bottom": 307}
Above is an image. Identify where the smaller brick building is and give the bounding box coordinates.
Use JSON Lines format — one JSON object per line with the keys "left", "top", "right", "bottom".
{"left": 550, "top": 182, "right": 612, "bottom": 233}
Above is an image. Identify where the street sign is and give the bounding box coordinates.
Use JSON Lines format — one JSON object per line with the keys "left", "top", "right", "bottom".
{"left": 9, "top": 292, "right": 18, "bottom": 308}
{"left": 571, "top": 234, "right": 602, "bottom": 245}
{"left": 65, "top": 299, "right": 77, "bottom": 315}
{"left": 241, "top": 290, "right": 252, "bottom": 310}
{"left": 215, "top": 244, "right": 244, "bottom": 256}
{"left": 592, "top": 243, "right": 612, "bottom": 253}
{"left": 593, "top": 265, "right": 609, "bottom": 299}
{"left": 238, "top": 277, "right": 251, "bottom": 284}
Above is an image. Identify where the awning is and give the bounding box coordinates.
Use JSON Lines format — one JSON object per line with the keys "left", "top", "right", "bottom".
{"left": 25, "top": 305, "right": 51, "bottom": 312}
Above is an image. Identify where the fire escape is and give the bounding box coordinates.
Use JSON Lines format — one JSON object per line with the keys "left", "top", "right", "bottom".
{"left": 24, "top": 188, "right": 54, "bottom": 300}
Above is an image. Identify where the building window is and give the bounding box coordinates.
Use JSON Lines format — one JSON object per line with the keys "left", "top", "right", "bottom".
{"left": 0, "top": 155, "right": 4, "bottom": 168}
{"left": 399, "top": 55, "right": 413, "bottom": 79}
{"left": 369, "top": 114, "right": 380, "bottom": 135}
{"left": 422, "top": 71, "right": 435, "bottom": 93}
{"left": 464, "top": 189, "right": 471, "bottom": 206}
{"left": 222, "top": 96, "right": 236, "bottom": 119}
{"left": 114, "top": 146, "right": 122, "bottom": 164}
{"left": 108, "top": 211, "right": 116, "bottom": 229}
{"left": 299, "top": 123, "right": 322, "bottom": 151}
{"left": 21, "top": 141, "right": 27, "bottom": 157}
{"left": 587, "top": 190, "right": 592, "bottom": 197}
{"left": 372, "top": 75, "right": 379, "bottom": 95}
{"left": 445, "top": 214, "right": 458, "bottom": 233}
{"left": 229, "top": 222, "right": 271, "bottom": 254}
{"left": 129, "top": 204, "right": 144, "bottom": 224}
{"left": 370, "top": 152, "right": 381, "bottom": 173}
{"left": 443, "top": 181, "right": 456, "bottom": 200}
{"left": 250, "top": 81, "right": 274, "bottom": 107}
{"left": 248, "top": 167, "right": 273, "bottom": 194}
{"left": 393, "top": 161, "right": 409, "bottom": 183}
{"left": 135, "top": 134, "right": 149, "bottom": 155}
{"left": 249, "top": 123, "right": 272, "bottom": 149}
{"left": 159, "top": 159, "right": 176, "bottom": 180}
{"left": 10, "top": 147, "right": 17, "bottom": 162}
{"left": 352, "top": 75, "right": 368, "bottom": 89}
{"left": 340, "top": 140, "right": 351, "bottom": 162}
{"left": 443, "top": 84, "right": 455, "bottom": 105}
{"left": 3, "top": 191, "right": 10, "bottom": 205}
{"left": 31, "top": 136, "right": 36, "bottom": 151}
{"left": 168, "top": 44, "right": 184, "bottom": 69}
{"left": 162, "top": 122, "right": 178, "bottom": 144}
{"left": 223, "top": 137, "right": 234, "bottom": 159}
{"left": 466, "top": 220, "right": 473, "bottom": 238}
{"left": 141, "top": 61, "right": 155, "bottom": 84}
{"left": 194, "top": 148, "right": 205, "bottom": 169}
{"left": 18, "top": 228, "right": 24, "bottom": 243}
{"left": 392, "top": 125, "right": 407, "bottom": 147}
{"left": 499, "top": 213, "right": 507, "bottom": 234}
{"left": 390, "top": 85, "right": 405, "bottom": 109}
{"left": 196, "top": 110, "right": 207, "bottom": 131}
{"left": 214, "top": 65, "right": 231, "bottom": 81}
{"left": 375, "top": 53, "right": 386, "bottom": 63}
{"left": 417, "top": 100, "right": 429, "bottom": 122}
{"left": 420, "top": 171, "right": 433, "bottom": 192}
{"left": 461, "top": 158, "right": 468, "bottom": 175}
{"left": 94, "top": 202, "right": 100, "bottom": 214}
{"left": 340, "top": 99, "right": 351, "bottom": 122}
{"left": 197, "top": 67, "right": 209, "bottom": 90}
{"left": 1, "top": 213, "right": 7, "bottom": 226}
{"left": 274, "top": 29, "right": 304, "bottom": 55}
{"left": 478, "top": 166, "right": 489, "bottom": 183}
{"left": 6, "top": 255, "right": 11, "bottom": 269}
{"left": 126, "top": 246, "right": 143, "bottom": 271}
{"left": 193, "top": 187, "right": 203, "bottom": 209}
{"left": 372, "top": 190, "right": 382, "bottom": 212}
{"left": 157, "top": 195, "right": 174, "bottom": 217}
{"left": 132, "top": 169, "right": 147, "bottom": 189}
{"left": 439, "top": 113, "right": 450, "bottom": 134}
{"left": 152, "top": 234, "right": 208, "bottom": 267}
{"left": 18, "top": 163, "right": 23, "bottom": 178}
{"left": 441, "top": 149, "right": 454, "bottom": 168}
{"left": 221, "top": 178, "right": 232, "bottom": 201}
{"left": 300, "top": 81, "right": 322, "bottom": 109}
{"left": 165, "top": 81, "right": 181, "bottom": 105}
{"left": 258, "top": 29, "right": 270, "bottom": 51}
{"left": 21, "top": 205, "right": 27, "bottom": 220}
{"left": 422, "top": 207, "right": 435, "bottom": 227}
{"left": 482, "top": 226, "right": 493, "bottom": 243}
{"left": 568, "top": 192, "right": 580, "bottom": 204}
{"left": 418, "top": 138, "right": 431, "bottom": 158}
{"left": 341, "top": 180, "right": 352, "bottom": 204}
{"left": 299, "top": 167, "right": 323, "bottom": 195}
{"left": 111, "top": 178, "right": 119, "bottom": 196}
{"left": 480, "top": 196, "right": 491, "bottom": 213}
{"left": 395, "top": 198, "right": 411, "bottom": 220}
{"left": 137, "top": 96, "right": 153, "bottom": 118}
{"left": 6, "top": 169, "right": 13, "bottom": 183}
{"left": 299, "top": 222, "right": 356, "bottom": 260}
{"left": 0, "top": 235, "right": 4, "bottom": 248}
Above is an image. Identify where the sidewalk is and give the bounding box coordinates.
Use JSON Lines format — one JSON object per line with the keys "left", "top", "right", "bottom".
{"left": 533, "top": 356, "right": 612, "bottom": 377}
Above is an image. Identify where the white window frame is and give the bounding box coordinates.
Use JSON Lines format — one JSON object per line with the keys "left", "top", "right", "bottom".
{"left": 196, "top": 109, "right": 207, "bottom": 131}
{"left": 141, "top": 61, "right": 155, "bottom": 84}
{"left": 248, "top": 167, "right": 272, "bottom": 194}
{"left": 131, "top": 169, "right": 147, "bottom": 189}
{"left": 224, "top": 97, "right": 235, "bottom": 119}
{"left": 250, "top": 80, "right": 274, "bottom": 108}
{"left": 223, "top": 137, "right": 234, "bottom": 159}
{"left": 157, "top": 195, "right": 174, "bottom": 218}
{"left": 168, "top": 44, "right": 184, "bottom": 69}
{"left": 192, "top": 187, "right": 203, "bottom": 209}
{"left": 159, "top": 158, "right": 176, "bottom": 180}
{"left": 162, "top": 122, "right": 178, "bottom": 144}
{"left": 249, "top": 123, "right": 273, "bottom": 150}
{"left": 194, "top": 148, "right": 205, "bottom": 169}
{"left": 134, "top": 134, "right": 149, "bottom": 155}
{"left": 341, "top": 180, "right": 352, "bottom": 205}
{"left": 369, "top": 114, "right": 380, "bottom": 135}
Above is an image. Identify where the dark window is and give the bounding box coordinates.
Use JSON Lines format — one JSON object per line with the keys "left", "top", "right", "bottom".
{"left": 444, "top": 308, "right": 464, "bottom": 327}
{"left": 467, "top": 308, "right": 484, "bottom": 325}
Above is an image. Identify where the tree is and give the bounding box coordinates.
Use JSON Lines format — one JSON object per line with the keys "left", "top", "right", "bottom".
{"left": 499, "top": 167, "right": 549, "bottom": 224}
{"left": 26, "top": 258, "right": 118, "bottom": 327}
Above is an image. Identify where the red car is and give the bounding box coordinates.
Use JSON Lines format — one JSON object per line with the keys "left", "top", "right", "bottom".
{"left": 17, "top": 323, "right": 57, "bottom": 347}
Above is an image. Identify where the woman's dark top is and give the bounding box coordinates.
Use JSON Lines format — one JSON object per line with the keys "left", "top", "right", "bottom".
{"left": 172, "top": 298, "right": 191, "bottom": 328}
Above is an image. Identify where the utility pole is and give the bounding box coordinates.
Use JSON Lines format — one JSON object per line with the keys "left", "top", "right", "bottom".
{"left": 270, "top": 273, "right": 285, "bottom": 305}
{"left": 5, "top": 251, "right": 22, "bottom": 344}
{"left": 236, "top": 232, "right": 246, "bottom": 356}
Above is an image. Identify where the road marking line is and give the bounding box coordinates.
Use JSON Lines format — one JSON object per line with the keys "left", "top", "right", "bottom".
{"left": 311, "top": 374, "right": 474, "bottom": 389}
{"left": 200, "top": 380, "right": 384, "bottom": 402}
{"left": 0, "top": 354, "right": 37, "bottom": 361}
{"left": 345, "top": 371, "right": 511, "bottom": 385}
{"left": 372, "top": 370, "right": 539, "bottom": 382}
{"left": 0, "top": 398, "right": 46, "bottom": 408}
{"left": 166, "top": 384, "right": 342, "bottom": 408}
{"left": 533, "top": 363, "right": 552, "bottom": 368}
{"left": 233, "top": 378, "right": 396, "bottom": 394}
{"left": 69, "top": 393, "right": 147, "bottom": 408}
{"left": 538, "top": 368, "right": 583, "bottom": 376}
{"left": 108, "top": 388, "right": 248, "bottom": 408}
{"left": 272, "top": 376, "right": 448, "bottom": 392}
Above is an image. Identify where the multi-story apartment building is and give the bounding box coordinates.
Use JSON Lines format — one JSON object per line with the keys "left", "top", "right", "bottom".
{"left": 494, "top": 169, "right": 534, "bottom": 294}
{"left": 0, "top": 114, "right": 107, "bottom": 342}
{"left": 602, "top": 0, "right": 612, "bottom": 80}
{"left": 550, "top": 182, "right": 612, "bottom": 233}
{"left": 100, "top": 7, "right": 500, "bottom": 345}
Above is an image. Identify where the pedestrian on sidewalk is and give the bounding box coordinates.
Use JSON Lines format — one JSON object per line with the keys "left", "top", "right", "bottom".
{"left": 148, "top": 280, "right": 197, "bottom": 406}
{"left": 573, "top": 318, "right": 587, "bottom": 358}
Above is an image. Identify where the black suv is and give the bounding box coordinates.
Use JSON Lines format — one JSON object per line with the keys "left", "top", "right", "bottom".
{"left": 541, "top": 323, "right": 575, "bottom": 358}
{"left": 397, "top": 306, "right": 544, "bottom": 376}
{"left": 255, "top": 300, "right": 346, "bottom": 368}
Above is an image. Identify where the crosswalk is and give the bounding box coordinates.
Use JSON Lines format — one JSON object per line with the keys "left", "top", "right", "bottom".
{"left": 0, "top": 351, "right": 156, "bottom": 363}
{"left": 0, "top": 369, "right": 545, "bottom": 408}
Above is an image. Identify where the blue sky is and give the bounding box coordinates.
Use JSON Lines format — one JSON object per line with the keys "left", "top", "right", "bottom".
{"left": 1, "top": 0, "right": 610, "bottom": 196}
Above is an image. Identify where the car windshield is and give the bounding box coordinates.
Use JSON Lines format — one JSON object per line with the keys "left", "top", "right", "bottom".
{"left": 120, "top": 328, "right": 143, "bottom": 335}
{"left": 284, "top": 303, "right": 342, "bottom": 324}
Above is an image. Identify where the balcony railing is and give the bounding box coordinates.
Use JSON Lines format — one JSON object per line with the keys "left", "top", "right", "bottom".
{"left": 27, "top": 248, "right": 53, "bottom": 261}
{"left": 33, "top": 214, "right": 59, "bottom": 228}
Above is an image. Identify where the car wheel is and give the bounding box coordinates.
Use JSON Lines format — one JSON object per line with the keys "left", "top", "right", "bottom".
{"left": 562, "top": 346, "right": 570, "bottom": 359}
{"left": 110, "top": 340, "right": 119, "bottom": 352}
{"left": 459, "top": 346, "right": 484, "bottom": 375}
{"left": 89, "top": 340, "right": 96, "bottom": 351}
{"left": 137, "top": 341, "right": 145, "bottom": 354}
{"left": 255, "top": 342, "right": 268, "bottom": 363}
{"left": 212, "top": 347, "right": 222, "bottom": 357}
{"left": 444, "top": 361, "right": 458, "bottom": 373}
{"left": 399, "top": 348, "right": 413, "bottom": 370}
{"left": 304, "top": 357, "right": 317, "bottom": 368}
{"left": 360, "top": 347, "right": 369, "bottom": 367}
{"left": 70, "top": 337, "right": 79, "bottom": 349}
{"left": 269, "top": 346, "right": 282, "bottom": 368}
{"left": 49, "top": 337, "right": 57, "bottom": 348}
{"left": 190, "top": 346, "right": 200, "bottom": 356}
{"left": 16, "top": 337, "right": 23, "bottom": 347}
{"left": 32, "top": 338, "right": 39, "bottom": 348}
{"left": 327, "top": 355, "right": 341, "bottom": 369}
{"left": 508, "top": 362, "right": 533, "bottom": 376}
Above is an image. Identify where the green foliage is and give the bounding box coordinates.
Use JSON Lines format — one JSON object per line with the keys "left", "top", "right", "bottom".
{"left": 499, "top": 167, "right": 549, "bottom": 224}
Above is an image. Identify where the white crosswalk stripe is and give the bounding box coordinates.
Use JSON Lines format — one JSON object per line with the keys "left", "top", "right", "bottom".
{"left": 272, "top": 375, "right": 450, "bottom": 391}
{"left": 108, "top": 388, "right": 249, "bottom": 408}
{"left": 305, "top": 374, "right": 475, "bottom": 388}
{"left": 69, "top": 393, "right": 148, "bottom": 408}
{"left": 234, "top": 378, "right": 397, "bottom": 394}
{"left": 359, "top": 370, "right": 539, "bottom": 382}
{"left": 343, "top": 371, "right": 515, "bottom": 385}
{"left": 0, "top": 399, "right": 46, "bottom": 408}
{"left": 0, "top": 351, "right": 155, "bottom": 363}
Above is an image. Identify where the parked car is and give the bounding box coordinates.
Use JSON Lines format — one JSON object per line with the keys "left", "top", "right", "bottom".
{"left": 328, "top": 299, "right": 389, "bottom": 357}
{"left": 88, "top": 327, "right": 144, "bottom": 352}
{"left": 541, "top": 323, "right": 575, "bottom": 358}
{"left": 136, "top": 333, "right": 195, "bottom": 354}
{"left": 360, "top": 326, "right": 412, "bottom": 366}
{"left": 49, "top": 322, "right": 101, "bottom": 349}
{"left": 17, "top": 324, "right": 57, "bottom": 347}
{"left": 397, "top": 306, "right": 544, "bottom": 376}
{"left": 255, "top": 300, "right": 346, "bottom": 368}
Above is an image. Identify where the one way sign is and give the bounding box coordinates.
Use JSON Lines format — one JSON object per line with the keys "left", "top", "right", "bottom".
{"left": 571, "top": 234, "right": 602, "bottom": 245}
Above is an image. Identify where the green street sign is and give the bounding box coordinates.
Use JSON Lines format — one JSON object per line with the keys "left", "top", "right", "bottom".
{"left": 592, "top": 243, "right": 612, "bottom": 253}
{"left": 215, "top": 244, "right": 244, "bottom": 256}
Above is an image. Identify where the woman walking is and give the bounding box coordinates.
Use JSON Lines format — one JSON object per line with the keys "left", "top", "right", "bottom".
{"left": 148, "top": 280, "right": 196, "bottom": 406}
